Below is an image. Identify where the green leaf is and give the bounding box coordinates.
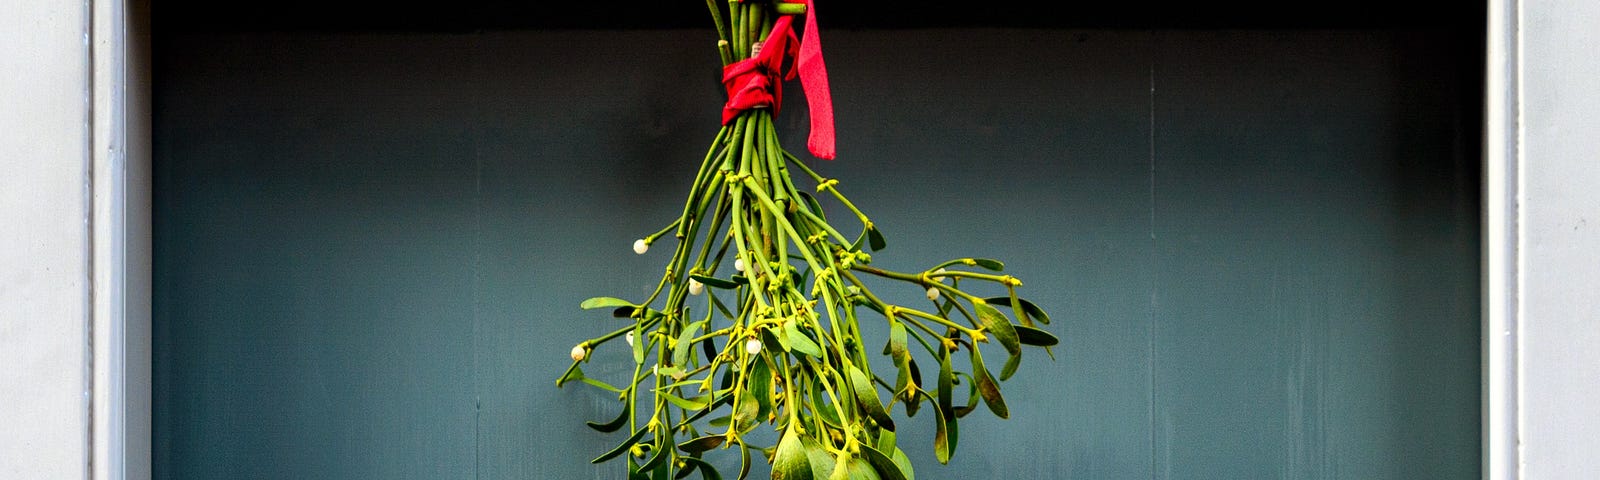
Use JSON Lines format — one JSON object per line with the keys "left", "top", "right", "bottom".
{"left": 737, "top": 441, "right": 752, "bottom": 480}
{"left": 859, "top": 445, "right": 908, "bottom": 480}
{"left": 906, "top": 358, "right": 923, "bottom": 392}
{"left": 973, "top": 302, "right": 1022, "bottom": 357}
{"left": 999, "top": 351, "right": 1023, "bottom": 381}
{"left": 1014, "top": 325, "right": 1058, "bottom": 347}
{"left": 894, "top": 360, "right": 914, "bottom": 403}
{"left": 592, "top": 428, "right": 651, "bottom": 464}
{"left": 702, "top": 333, "right": 720, "bottom": 363}
{"left": 640, "top": 439, "right": 671, "bottom": 472}
{"left": 629, "top": 458, "right": 650, "bottom": 480}
{"left": 937, "top": 349, "right": 954, "bottom": 419}
{"left": 866, "top": 225, "right": 887, "bottom": 251}
{"left": 677, "top": 435, "right": 726, "bottom": 454}
{"left": 733, "top": 387, "right": 760, "bottom": 432}
{"left": 660, "top": 392, "right": 711, "bottom": 410}
{"left": 815, "top": 397, "right": 843, "bottom": 428}
{"left": 681, "top": 458, "right": 723, "bottom": 480}
{"left": 632, "top": 323, "right": 646, "bottom": 364}
{"left": 840, "top": 456, "right": 881, "bottom": 480}
{"left": 772, "top": 427, "right": 814, "bottom": 480}
{"left": 970, "top": 348, "right": 1010, "bottom": 419}
{"left": 969, "top": 258, "right": 1005, "bottom": 271}
{"left": 891, "top": 448, "right": 914, "bottom": 480}
{"left": 952, "top": 372, "right": 980, "bottom": 418}
{"left": 586, "top": 404, "right": 631, "bottom": 432}
{"left": 784, "top": 317, "right": 824, "bottom": 358}
{"left": 798, "top": 192, "right": 826, "bottom": 220}
{"left": 803, "top": 436, "right": 835, "bottom": 479}
{"left": 847, "top": 363, "right": 895, "bottom": 431}
{"left": 932, "top": 401, "right": 955, "bottom": 465}
{"left": 886, "top": 320, "right": 908, "bottom": 361}
{"left": 556, "top": 363, "right": 584, "bottom": 388}
{"left": 983, "top": 296, "right": 1050, "bottom": 326}
{"left": 582, "top": 296, "right": 636, "bottom": 310}
{"left": 750, "top": 355, "right": 773, "bottom": 420}
{"left": 673, "top": 320, "right": 707, "bottom": 367}
{"left": 886, "top": 320, "right": 913, "bottom": 395}
{"left": 690, "top": 274, "right": 740, "bottom": 290}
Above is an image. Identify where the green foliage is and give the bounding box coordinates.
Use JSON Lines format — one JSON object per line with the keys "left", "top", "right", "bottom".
{"left": 556, "top": 2, "right": 1058, "bottom": 479}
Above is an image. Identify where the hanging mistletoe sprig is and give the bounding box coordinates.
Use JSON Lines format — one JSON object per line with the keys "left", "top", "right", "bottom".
{"left": 557, "top": 1, "right": 1059, "bottom": 479}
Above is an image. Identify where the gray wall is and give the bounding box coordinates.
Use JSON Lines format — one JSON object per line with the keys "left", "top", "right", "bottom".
{"left": 154, "top": 29, "right": 1480, "bottom": 478}
{"left": 1522, "top": 0, "right": 1600, "bottom": 476}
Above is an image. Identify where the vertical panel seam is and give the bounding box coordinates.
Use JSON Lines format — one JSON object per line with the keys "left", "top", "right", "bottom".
{"left": 84, "top": 0, "right": 99, "bottom": 476}
{"left": 1147, "top": 30, "right": 1159, "bottom": 480}
{"left": 471, "top": 32, "right": 486, "bottom": 480}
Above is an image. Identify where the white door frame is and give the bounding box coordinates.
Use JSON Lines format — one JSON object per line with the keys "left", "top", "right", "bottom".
{"left": 8, "top": 0, "right": 1584, "bottom": 478}
{"left": 1483, "top": 0, "right": 1520, "bottom": 477}
{"left": 91, "top": 0, "right": 153, "bottom": 479}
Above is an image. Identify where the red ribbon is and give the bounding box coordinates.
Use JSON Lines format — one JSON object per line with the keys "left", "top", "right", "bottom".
{"left": 721, "top": 0, "right": 836, "bottom": 160}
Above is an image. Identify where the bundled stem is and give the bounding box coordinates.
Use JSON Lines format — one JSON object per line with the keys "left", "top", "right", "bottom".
{"left": 559, "top": 3, "right": 1058, "bottom": 479}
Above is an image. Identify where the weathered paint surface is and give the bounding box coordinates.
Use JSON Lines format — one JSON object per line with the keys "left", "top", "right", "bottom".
{"left": 154, "top": 29, "right": 1480, "bottom": 478}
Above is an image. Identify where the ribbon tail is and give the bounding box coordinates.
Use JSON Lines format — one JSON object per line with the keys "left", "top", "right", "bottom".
{"left": 796, "top": 0, "right": 836, "bottom": 160}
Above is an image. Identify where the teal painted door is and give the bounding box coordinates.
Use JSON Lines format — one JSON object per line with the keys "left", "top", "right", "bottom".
{"left": 154, "top": 29, "right": 1479, "bottom": 478}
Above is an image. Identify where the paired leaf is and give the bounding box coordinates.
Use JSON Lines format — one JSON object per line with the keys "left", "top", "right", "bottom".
{"left": 592, "top": 428, "right": 651, "bottom": 464}
{"left": 866, "top": 225, "right": 888, "bottom": 251}
{"left": 973, "top": 302, "right": 1021, "bottom": 357}
{"left": 847, "top": 363, "right": 896, "bottom": 431}
{"left": 891, "top": 448, "right": 914, "bottom": 480}
{"left": 802, "top": 436, "right": 835, "bottom": 479}
{"left": 749, "top": 355, "right": 773, "bottom": 420}
{"left": 885, "top": 321, "right": 909, "bottom": 361}
{"left": 969, "top": 348, "right": 1010, "bottom": 419}
{"left": 860, "top": 444, "right": 911, "bottom": 480}
{"left": 673, "top": 320, "right": 708, "bottom": 367}
{"left": 640, "top": 440, "right": 672, "bottom": 472}
{"left": 969, "top": 258, "right": 1005, "bottom": 271}
{"left": 586, "top": 404, "right": 631, "bottom": 432}
{"left": 798, "top": 192, "right": 826, "bottom": 220}
{"left": 937, "top": 349, "right": 954, "bottom": 419}
{"left": 660, "top": 392, "right": 711, "bottom": 411}
{"left": 731, "top": 388, "right": 761, "bottom": 433}
{"left": 835, "top": 455, "right": 882, "bottom": 480}
{"left": 690, "top": 274, "right": 740, "bottom": 290}
{"left": 680, "top": 458, "right": 723, "bottom": 480}
{"left": 931, "top": 399, "right": 957, "bottom": 465}
{"left": 632, "top": 323, "right": 647, "bottom": 364}
{"left": 1013, "top": 325, "right": 1059, "bottom": 347}
{"left": 1000, "top": 352, "right": 1023, "bottom": 381}
{"left": 677, "top": 435, "right": 726, "bottom": 454}
{"left": 784, "top": 317, "right": 824, "bottom": 358}
{"left": 772, "top": 427, "right": 814, "bottom": 480}
{"left": 983, "top": 296, "right": 1050, "bottom": 326}
{"left": 582, "top": 296, "right": 636, "bottom": 310}
{"left": 557, "top": 363, "right": 584, "bottom": 388}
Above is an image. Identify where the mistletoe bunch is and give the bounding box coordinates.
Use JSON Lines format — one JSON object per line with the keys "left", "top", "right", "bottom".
{"left": 557, "top": 2, "right": 1057, "bottom": 479}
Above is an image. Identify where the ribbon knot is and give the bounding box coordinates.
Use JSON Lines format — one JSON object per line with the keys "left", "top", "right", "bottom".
{"left": 721, "top": 0, "right": 837, "bottom": 160}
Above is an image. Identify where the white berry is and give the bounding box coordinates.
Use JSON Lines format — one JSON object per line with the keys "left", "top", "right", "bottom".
{"left": 570, "top": 344, "right": 587, "bottom": 362}
{"left": 926, "top": 287, "right": 941, "bottom": 301}
{"left": 688, "top": 279, "right": 705, "bottom": 295}
{"left": 734, "top": 258, "right": 746, "bottom": 272}
{"left": 625, "top": 330, "right": 635, "bottom": 346}
{"left": 745, "top": 338, "right": 763, "bottom": 355}
{"left": 633, "top": 239, "right": 649, "bottom": 255}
